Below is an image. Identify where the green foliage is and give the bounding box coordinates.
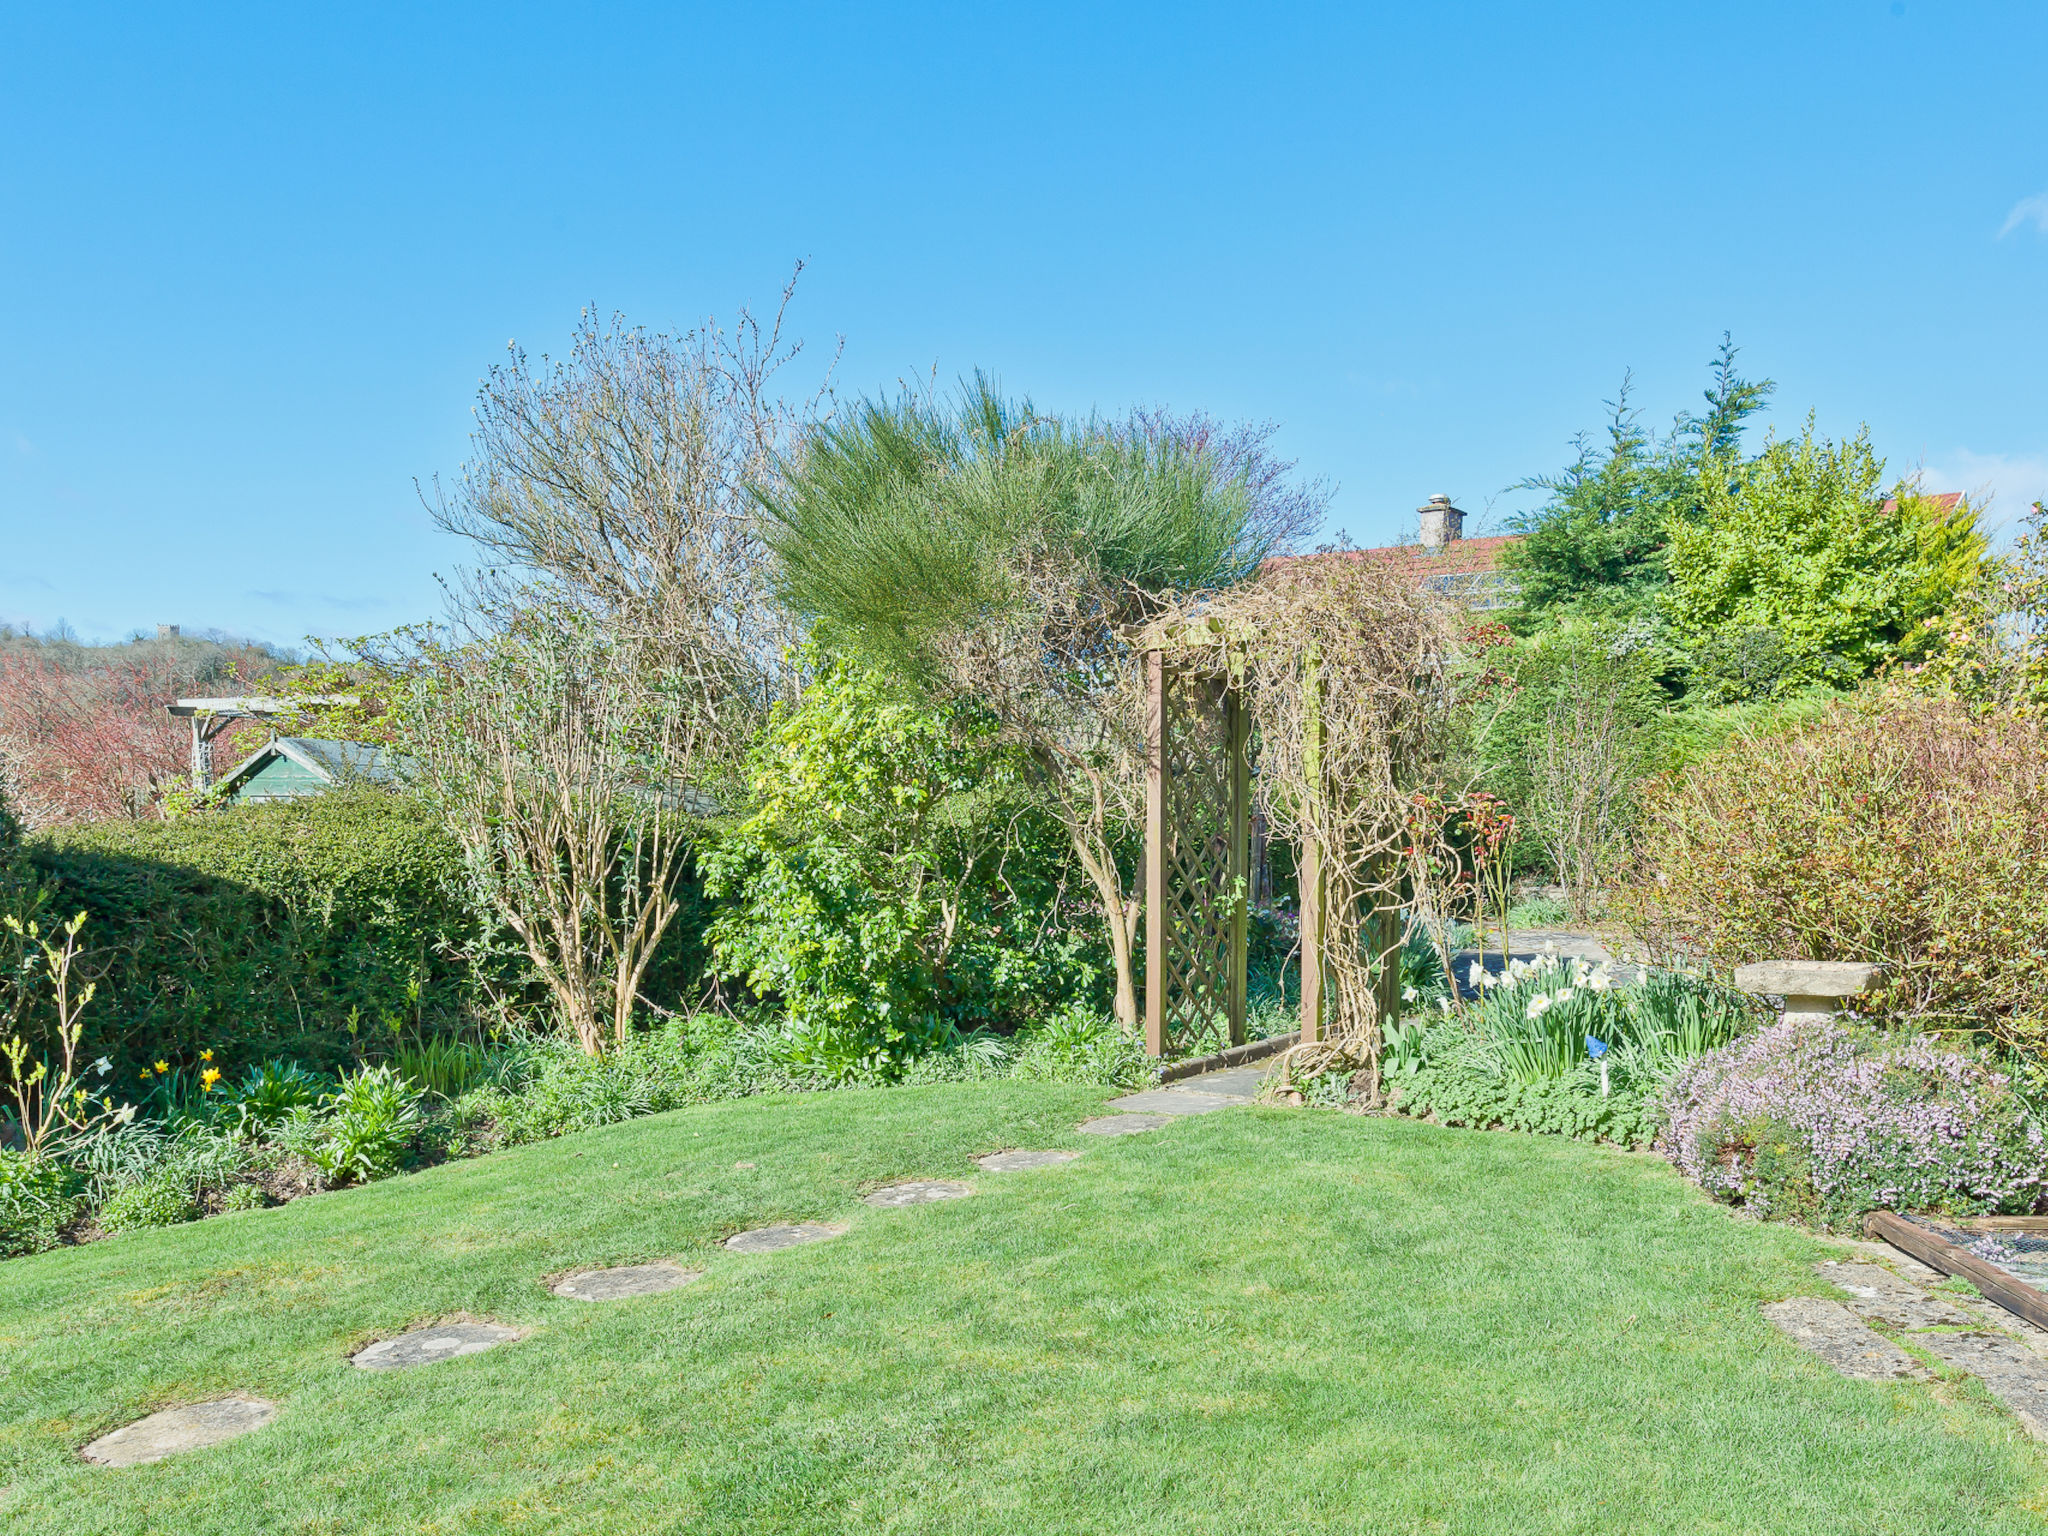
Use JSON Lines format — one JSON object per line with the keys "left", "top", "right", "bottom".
{"left": 0, "top": 1151, "right": 77, "bottom": 1257}
{"left": 1503, "top": 338, "right": 1773, "bottom": 623}
{"left": 219, "top": 1060, "right": 327, "bottom": 1135}
{"left": 1390, "top": 958, "right": 1758, "bottom": 1148}
{"left": 1007, "top": 1002, "right": 1153, "bottom": 1089}
{"left": 97, "top": 1166, "right": 202, "bottom": 1232}
{"left": 761, "top": 376, "right": 1268, "bottom": 675}
{"left": 304, "top": 1065, "right": 423, "bottom": 1184}
{"left": 390, "top": 1038, "right": 492, "bottom": 1100}
{"left": 701, "top": 645, "right": 1104, "bottom": 1073}
{"left": 25, "top": 788, "right": 489, "bottom": 1070}
{"left": 1625, "top": 691, "right": 2048, "bottom": 1055}
{"left": 1663, "top": 423, "right": 1989, "bottom": 697}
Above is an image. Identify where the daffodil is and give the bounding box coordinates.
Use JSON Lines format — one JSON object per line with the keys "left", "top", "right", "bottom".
{"left": 201, "top": 1067, "right": 222, "bottom": 1092}
{"left": 154, "top": 1060, "right": 169, "bottom": 1074}
{"left": 200, "top": 1049, "right": 214, "bottom": 1063}
{"left": 1526, "top": 994, "right": 1553, "bottom": 1020}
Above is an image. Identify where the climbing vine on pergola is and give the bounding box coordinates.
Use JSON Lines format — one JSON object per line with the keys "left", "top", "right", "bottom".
{"left": 1138, "top": 556, "right": 1458, "bottom": 1098}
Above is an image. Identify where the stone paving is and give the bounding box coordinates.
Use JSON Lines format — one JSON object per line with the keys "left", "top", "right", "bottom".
{"left": 1076, "top": 1112, "right": 1173, "bottom": 1136}
{"left": 1765, "top": 1246, "right": 2048, "bottom": 1440}
{"left": 977, "top": 1149, "right": 1081, "bottom": 1172}
{"left": 80, "top": 1397, "right": 277, "bottom": 1466}
{"left": 1105, "top": 1061, "right": 1268, "bottom": 1118}
{"left": 352, "top": 1322, "right": 521, "bottom": 1371}
{"left": 724, "top": 1221, "right": 847, "bottom": 1253}
{"left": 864, "top": 1180, "right": 973, "bottom": 1208}
{"left": 552, "top": 1262, "right": 703, "bottom": 1301}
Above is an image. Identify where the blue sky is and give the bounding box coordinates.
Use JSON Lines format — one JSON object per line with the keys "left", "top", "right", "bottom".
{"left": 3, "top": 1, "right": 2045, "bottom": 649}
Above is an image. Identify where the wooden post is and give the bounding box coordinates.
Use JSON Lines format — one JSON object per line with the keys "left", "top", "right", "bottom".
{"left": 1143, "top": 649, "right": 1169, "bottom": 1058}
{"left": 1298, "top": 645, "right": 1326, "bottom": 1044}
{"left": 1225, "top": 683, "right": 1250, "bottom": 1048}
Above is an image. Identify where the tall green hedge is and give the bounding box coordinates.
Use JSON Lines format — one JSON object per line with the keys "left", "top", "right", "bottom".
{"left": 26, "top": 791, "right": 485, "bottom": 1071}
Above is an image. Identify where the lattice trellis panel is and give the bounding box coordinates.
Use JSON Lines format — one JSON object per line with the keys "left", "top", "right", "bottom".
{"left": 1144, "top": 654, "right": 1250, "bottom": 1058}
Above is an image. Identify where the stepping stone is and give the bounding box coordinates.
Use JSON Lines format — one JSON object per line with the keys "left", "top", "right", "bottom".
{"left": 977, "top": 1149, "right": 1081, "bottom": 1172}
{"left": 725, "top": 1222, "right": 846, "bottom": 1254}
{"left": 1762, "top": 1296, "right": 1929, "bottom": 1381}
{"left": 865, "top": 1180, "right": 973, "bottom": 1208}
{"left": 351, "top": 1321, "right": 520, "bottom": 1371}
{"left": 1909, "top": 1330, "right": 2048, "bottom": 1440}
{"left": 81, "top": 1397, "right": 276, "bottom": 1467}
{"left": 1078, "top": 1113, "right": 1173, "bottom": 1136}
{"left": 1818, "top": 1260, "right": 1974, "bottom": 1330}
{"left": 1104, "top": 1089, "right": 1242, "bottom": 1116}
{"left": 552, "top": 1262, "right": 702, "bottom": 1301}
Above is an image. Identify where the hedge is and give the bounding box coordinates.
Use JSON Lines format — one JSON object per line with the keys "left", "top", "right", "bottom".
{"left": 25, "top": 790, "right": 485, "bottom": 1071}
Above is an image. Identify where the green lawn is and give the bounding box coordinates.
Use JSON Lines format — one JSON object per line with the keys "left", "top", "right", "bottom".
{"left": 3, "top": 1083, "right": 2044, "bottom": 1534}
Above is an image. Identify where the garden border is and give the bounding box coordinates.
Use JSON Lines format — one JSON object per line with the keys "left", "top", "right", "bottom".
{"left": 1156, "top": 1032, "right": 1292, "bottom": 1085}
{"left": 1866, "top": 1211, "right": 2048, "bottom": 1332}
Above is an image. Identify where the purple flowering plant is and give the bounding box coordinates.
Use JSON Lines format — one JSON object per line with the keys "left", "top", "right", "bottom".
{"left": 1663, "top": 1015, "right": 2046, "bottom": 1231}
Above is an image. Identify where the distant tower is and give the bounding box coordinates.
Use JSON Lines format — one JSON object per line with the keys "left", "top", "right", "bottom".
{"left": 157, "top": 624, "right": 180, "bottom": 639}
{"left": 1417, "top": 494, "right": 1465, "bottom": 548}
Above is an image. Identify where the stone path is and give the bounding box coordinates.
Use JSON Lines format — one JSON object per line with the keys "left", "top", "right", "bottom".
{"left": 1103, "top": 1062, "right": 1267, "bottom": 1118}
{"left": 552, "top": 1262, "right": 702, "bottom": 1301}
{"left": 351, "top": 1322, "right": 520, "bottom": 1371}
{"left": 1764, "top": 1249, "right": 2048, "bottom": 1440}
{"left": 864, "top": 1180, "right": 973, "bottom": 1208}
{"left": 1762, "top": 1297, "right": 1929, "bottom": 1380}
{"left": 81, "top": 1397, "right": 276, "bottom": 1466}
{"left": 725, "top": 1221, "right": 846, "bottom": 1253}
{"left": 1077, "top": 1112, "right": 1173, "bottom": 1136}
{"left": 978, "top": 1149, "right": 1080, "bottom": 1172}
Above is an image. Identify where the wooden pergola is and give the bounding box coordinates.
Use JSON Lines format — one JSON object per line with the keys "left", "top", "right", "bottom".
{"left": 1138, "top": 627, "right": 1332, "bottom": 1058}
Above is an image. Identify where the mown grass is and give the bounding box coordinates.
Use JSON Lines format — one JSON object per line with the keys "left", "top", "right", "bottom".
{"left": 3, "top": 1082, "right": 2044, "bottom": 1533}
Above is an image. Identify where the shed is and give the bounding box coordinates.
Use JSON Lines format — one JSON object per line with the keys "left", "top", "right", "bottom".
{"left": 216, "top": 737, "right": 402, "bottom": 804}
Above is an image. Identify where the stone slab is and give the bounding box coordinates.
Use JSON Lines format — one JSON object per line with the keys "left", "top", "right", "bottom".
{"left": 724, "top": 1222, "right": 847, "bottom": 1253}
{"left": 864, "top": 1180, "right": 973, "bottom": 1208}
{"left": 1077, "top": 1113, "right": 1173, "bottom": 1136}
{"left": 1103, "top": 1089, "right": 1241, "bottom": 1116}
{"left": 1172, "top": 1065, "right": 1267, "bottom": 1099}
{"left": 552, "top": 1262, "right": 703, "bottom": 1301}
{"left": 1909, "top": 1330, "right": 2048, "bottom": 1439}
{"left": 1819, "top": 1260, "right": 1975, "bottom": 1330}
{"left": 81, "top": 1397, "right": 276, "bottom": 1467}
{"left": 351, "top": 1321, "right": 520, "bottom": 1371}
{"left": 977, "top": 1149, "right": 1081, "bottom": 1172}
{"left": 1762, "top": 1296, "right": 1929, "bottom": 1381}
{"left": 1734, "top": 961, "right": 1885, "bottom": 1001}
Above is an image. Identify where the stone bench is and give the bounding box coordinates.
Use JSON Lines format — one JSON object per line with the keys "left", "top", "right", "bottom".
{"left": 1732, "top": 961, "right": 1886, "bottom": 1019}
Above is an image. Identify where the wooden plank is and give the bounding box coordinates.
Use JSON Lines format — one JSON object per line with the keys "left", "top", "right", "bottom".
{"left": 1144, "top": 649, "right": 1169, "bottom": 1059}
{"left": 1954, "top": 1217, "right": 2048, "bottom": 1233}
{"left": 1225, "top": 685, "right": 1250, "bottom": 1049}
{"left": 1866, "top": 1211, "right": 2048, "bottom": 1333}
{"left": 1156, "top": 1031, "right": 1293, "bottom": 1085}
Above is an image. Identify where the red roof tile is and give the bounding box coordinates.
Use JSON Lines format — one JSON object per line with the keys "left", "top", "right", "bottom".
{"left": 1267, "top": 534, "right": 1522, "bottom": 579}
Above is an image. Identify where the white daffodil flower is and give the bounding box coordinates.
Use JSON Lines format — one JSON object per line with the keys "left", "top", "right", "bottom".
{"left": 92, "top": 1056, "right": 112, "bottom": 1075}
{"left": 1526, "top": 994, "right": 1553, "bottom": 1020}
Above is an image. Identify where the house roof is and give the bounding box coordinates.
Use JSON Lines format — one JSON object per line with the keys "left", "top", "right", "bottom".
{"left": 1266, "top": 534, "right": 1522, "bottom": 579}
{"left": 217, "top": 736, "right": 403, "bottom": 795}
{"left": 1879, "top": 490, "right": 1964, "bottom": 516}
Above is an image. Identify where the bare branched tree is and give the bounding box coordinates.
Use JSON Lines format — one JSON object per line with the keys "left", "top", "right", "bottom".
{"left": 1160, "top": 555, "right": 1459, "bottom": 1101}
{"left": 393, "top": 612, "right": 699, "bottom": 1054}
{"left": 428, "top": 268, "right": 836, "bottom": 792}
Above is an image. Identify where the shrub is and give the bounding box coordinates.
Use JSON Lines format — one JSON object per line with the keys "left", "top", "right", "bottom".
{"left": 0, "top": 1151, "right": 78, "bottom": 1257}
{"left": 701, "top": 646, "right": 1103, "bottom": 1072}
{"left": 1664, "top": 1016, "right": 2046, "bottom": 1230}
{"left": 1625, "top": 693, "right": 2048, "bottom": 1054}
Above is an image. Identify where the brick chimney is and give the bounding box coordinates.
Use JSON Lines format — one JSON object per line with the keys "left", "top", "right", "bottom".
{"left": 1417, "top": 494, "right": 1464, "bottom": 548}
